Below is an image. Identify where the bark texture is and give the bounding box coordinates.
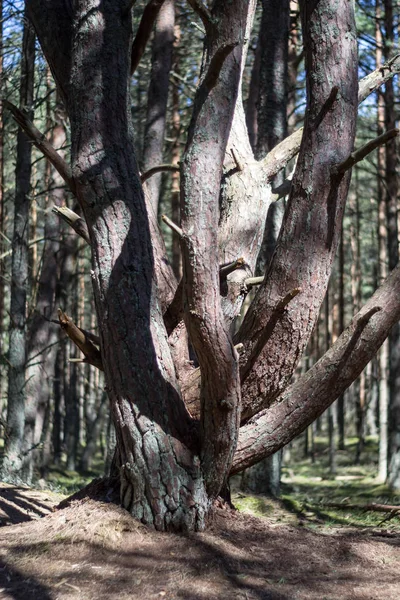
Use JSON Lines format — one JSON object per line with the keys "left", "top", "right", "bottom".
{"left": 68, "top": 0, "right": 207, "bottom": 530}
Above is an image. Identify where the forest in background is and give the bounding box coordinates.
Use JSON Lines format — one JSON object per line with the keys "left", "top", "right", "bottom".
{"left": 0, "top": 0, "right": 399, "bottom": 506}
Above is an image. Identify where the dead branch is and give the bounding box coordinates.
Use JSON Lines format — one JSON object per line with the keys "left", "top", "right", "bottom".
{"left": 4, "top": 99, "right": 76, "bottom": 195}
{"left": 230, "top": 148, "right": 243, "bottom": 172}
{"left": 58, "top": 308, "right": 103, "bottom": 371}
{"left": 52, "top": 206, "right": 91, "bottom": 245}
{"left": 141, "top": 164, "right": 180, "bottom": 183}
{"left": 358, "top": 53, "right": 400, "bottom": 103}
{"left": 219, "top": 257, "right": 245, "bottom": 281}
{"left": 130, "top": 0, "right": 166, "bottom": 75}
{"left": 244, "top": 276, "right": 264, "bottom": 288}
{"left": 78, "top": 327, "right": 100, "bottom": 346}
{"left": 262, "top": 55, "right": 400, "bottom": 180}
{"left": 161, "top": 214, "right": 183, "bottom": 238}
{"left": 186, "top": 0, "right": 213, "bottom": 34}
{"left": 332, "top": 128, "right": 399, "bottom": 174}
{"left": 0, "top": 236, "right": 46, "bottom": 260}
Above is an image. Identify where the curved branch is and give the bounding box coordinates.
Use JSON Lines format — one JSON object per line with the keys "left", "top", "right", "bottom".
{"left": 4, "top": 100, "right": 76, "bottom": 195}
{"left": 231, "top": 263, "right": 400, "bottom": 475}
{"left": 141, "top": 164, "right": 180, "bottom": 183}
{"left": 130, "top": 0, "right": 166, "bottom": 76}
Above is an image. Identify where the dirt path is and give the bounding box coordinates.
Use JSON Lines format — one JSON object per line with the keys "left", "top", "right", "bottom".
{"left": 0, "top": 484, "right": 399, "bottom": 600}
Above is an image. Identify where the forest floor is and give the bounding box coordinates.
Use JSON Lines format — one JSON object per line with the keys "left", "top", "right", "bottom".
{"left": 0, "top": 439, "right": 399, "bottom": 600}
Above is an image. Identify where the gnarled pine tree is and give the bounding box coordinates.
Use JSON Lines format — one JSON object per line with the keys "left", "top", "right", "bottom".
{"left": 17, "top": 0, "right": 400, "bottom": 530}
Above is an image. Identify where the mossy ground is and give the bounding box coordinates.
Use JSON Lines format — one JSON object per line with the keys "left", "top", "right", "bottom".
{"left": 232, "top": 436, "right": 400, "bottom": 531}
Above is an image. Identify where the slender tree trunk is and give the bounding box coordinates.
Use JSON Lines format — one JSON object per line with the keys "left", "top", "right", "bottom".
{"left": 142, "top": 0, "right": 174, "bottom": 214}
{"left": 349, "top": 173, "right": 365, "bottom": 464}
{"left": 170, "top": 12, "right": 182, "bottom": 279}
{"left": 325, "top": 291, "right": 336, "bottom": 475}
{"left": 375, "top": 0, "right": 389, "bottom": 483}
{"left": 242, "top": 0, "right": 290, "bottom": 497}
{"left": 337, "top": 228, "right": 345, "bottom": 449}
{"left": 383, "top": 0, "right": 400, "bottom": 490}
{"left": 23, "top": 85, "right": 69, "bottom": 481}
{"left": 1, "top": 14, "right": 35, "bottom": 478}
{"left": 245, "top": 36, "right": 260, "bottom": 152}
{"left": 53, "top": 343, "right": 64, "bottom": 465}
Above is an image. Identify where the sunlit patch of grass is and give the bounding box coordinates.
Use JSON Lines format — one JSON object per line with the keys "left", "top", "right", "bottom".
{"left": 232, "top": 493, "right": 275, "bottom": 517}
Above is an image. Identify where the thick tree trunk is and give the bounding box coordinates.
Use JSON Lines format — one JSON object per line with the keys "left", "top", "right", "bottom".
{"left": 1, "top": 14, "right": 35, "bottom": 478}
{"left": 180, "top": 0, "right": 256, "bottom": 497}
{"left": 67, "top": 0, "right": 208, "bottom": 530}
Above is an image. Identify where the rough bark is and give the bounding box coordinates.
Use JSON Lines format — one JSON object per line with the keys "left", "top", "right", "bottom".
{"left": 1, "top": 14, "right": 35, "bottom": 478}
{"left": 69, "top": 0, "right": 210, "bottom": 530}
{"left": 25, "top": 0, "right": 400, "bottom": 531}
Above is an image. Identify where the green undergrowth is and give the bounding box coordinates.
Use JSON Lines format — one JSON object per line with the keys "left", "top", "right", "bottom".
{"left": 43, "top": 468, "right": 96, "bottom": 495}
{"left": 38, "top": 454, "right": 104, "bottom": 495}
{"left": 232, "top": 437, "right": 400, "bottom": 531}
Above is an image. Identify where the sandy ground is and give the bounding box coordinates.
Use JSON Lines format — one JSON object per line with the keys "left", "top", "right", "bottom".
{"left": 0, "top": 482, "right": 399, "bottom": 600}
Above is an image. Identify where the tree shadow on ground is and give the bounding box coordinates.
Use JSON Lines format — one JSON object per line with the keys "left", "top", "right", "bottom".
{"left": 1, "top": 507, "right": 399, "bottom": 600}
{"left": 0, "top": 559, "right": 53, "bottom": 600}
{"left": 0, "top": 486, "right": 52, "bottom": 526}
